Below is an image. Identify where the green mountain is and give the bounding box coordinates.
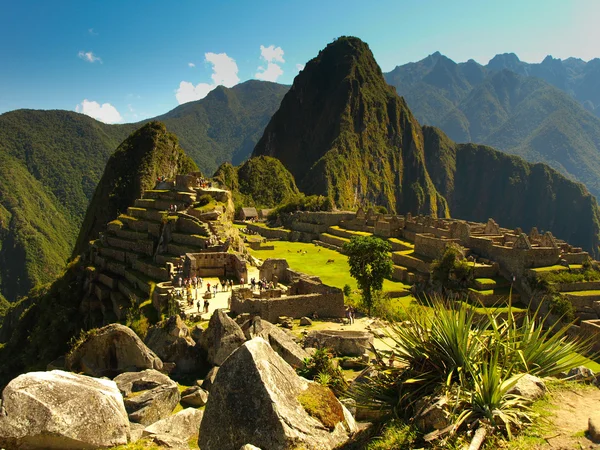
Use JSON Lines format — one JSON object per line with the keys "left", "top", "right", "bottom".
{"left": 384, "top": 54, "right": 600, "bottom": 200}
{"left": 0, "top": 80, "right": 287, "bottom": 301}
{"left": 254, "top": 37, "right": 600, "bottom": 253}
{"left": 73, "top": 122, "right": 197, "bottom": 255}
{"left": 213, "top": 155, "right": 300, "bottom": 208}
{"left": 253, "top": 37, "right": 448, "bottom": 216}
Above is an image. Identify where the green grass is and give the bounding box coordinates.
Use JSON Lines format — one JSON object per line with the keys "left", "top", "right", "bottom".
{"left": 388, "top": 238, "right": 414, "bottom": 247}
{"left": 329, "top": 225, "right": 371, "bottom": 236}
{"left": 469, "top": 286, "right": 514, "bottom": 296}
{"left": 531, "top": 264, "right": 584, "bottom": 273}
{"left": 563, "top": 289, "right": 600, "bottom": 296}
{"left": 247, "top": 240, "right": 409, "bottom": 294}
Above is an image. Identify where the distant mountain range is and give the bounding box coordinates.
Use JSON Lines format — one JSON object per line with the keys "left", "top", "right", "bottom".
{"left": 384, "top": 52, "right": 600, "bottom": 200}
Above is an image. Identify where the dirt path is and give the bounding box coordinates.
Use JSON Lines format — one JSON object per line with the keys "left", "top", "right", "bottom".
{"left": 531, "top": 385, "right": 600, "bottom": 449}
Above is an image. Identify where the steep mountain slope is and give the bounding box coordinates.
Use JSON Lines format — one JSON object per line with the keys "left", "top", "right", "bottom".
{"left": 423, "top": 127, "right": 600, "bottom": 252}
{"left": 158, "top": 80, "right": 289, "bottom": 173}
{"left": 213, "top": 155, "right": 300, "bottom": 208}
{"left": 255, "top": 36, "right": 600, "bottom": 254}
{"left": 385, "top": 55, "right": 600, "bottom": 200}
{"left": 73, "top": 122, "right": 197, "bottom": 255}
{"left": 253, "top": 37, "right": 448, "bottom": 216}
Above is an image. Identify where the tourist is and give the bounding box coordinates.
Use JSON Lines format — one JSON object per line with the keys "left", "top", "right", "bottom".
{"left": 251, "top": 278, "right": 256, "bottom": 290}
{"left": 197, "top": 300, "right": 201, "bottom": 313}
{"left": 203, "top": 299, "right": 208, "bottom": 314}
{"left": 221, "top": 280, "right": 225, "bottom": 292}
{"left": 199, "top": 277, "right": 203, "bottom": 288}
{"left": 241, "top": 277, "right": 245, "bottom": 286}
{"left": 178, "top": 276, "right": 182, "bottom": 288}
{"left": 207, "top": 282, "right": 211, "bottom": 293}
{"left": 213, "top": 285, "right": 217, "bottom": 297}
{"left": 205, "top": 298, "right": 210, "bottom": 313}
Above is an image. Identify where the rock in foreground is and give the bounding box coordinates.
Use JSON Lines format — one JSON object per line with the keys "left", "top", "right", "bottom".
{"left": 198, "top": 309, "right": 246, "bottom": 366}
{"left": 0, "top": 370, "right": 130, "bottom": 449}
{"left": 66, "top": 323, "right": 163, "bottom": 377}
{"left": 199, "top": 338, "right": 356, "bottom": 450}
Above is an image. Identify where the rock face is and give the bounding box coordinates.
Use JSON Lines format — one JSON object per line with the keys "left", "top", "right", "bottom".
{"left": 143, "top": 407, "right": 203, "bottom": 443}
{"left": 589, "top": 414, "right": 600, "bottom": 443}
{"left": 507, "top": 374, "right": 547, "bottom": 401}
{"left": 114, "top": 369, "right": 180, "bottom": 425}
{"left": 66, "top": 323, "right": 163, "bottom": 377}
{"left": 198, "top": 309, "right": 246, "bottom": 366}
{"left": 199, "top": 338, "right": 356, "bottom": 450}
{"left": 241, "top": 316, "right": 309, "bottom": 368}
{"left": 145, "top": 315, "right": 203, "bottom": 374}
{"left": 305, "top": 330, "right": 373, "bottom": 357}
{"left": 0, "top": 370, "right": 130, "bottom": 449}
{"left": 202, "top": 366, "right": 219, "bottom": 392}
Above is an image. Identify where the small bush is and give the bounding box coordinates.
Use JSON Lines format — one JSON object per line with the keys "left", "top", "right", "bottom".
{"left": 547, "top": 294, "right": 575, "bottom": 322}
{"left": 343, "top": 284, "right": 352, "bottom": 297}
{"left": 366, "top": 420, "right": 417, "bottom": 450}
{"left": 196, "top": 194, "right": 212, "bottom": 207}
{"left": 375, "top": 205, "right": 388, "bottom": 214}
{"left": 297, "top": 348, "right": 347, "bottom": 395}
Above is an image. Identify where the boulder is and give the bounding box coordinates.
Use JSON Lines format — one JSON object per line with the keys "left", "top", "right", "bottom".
{"left": 145, "top": 315, "right": 204, "bottom": 374}
{"left": 300, "top": 316, "right": 313, "bottom": 326}
{"left": 114, "top": 369, "right": 180, "bottom": 425}
{"left": 507, "top": 374, "right": 547, "bottom": 401}
{"left": 198, "top": 309, "right": 246, "bottom": 366}
{"left": 0, "top": 370, "right": 130, "bottom": 449}
{"left": 415, "top": 394, "right": 452, "bottom": 432}
{"left": 240, "top": 445, "right": 262, "bottom": 450}
{"left": 304, "top": 329, "right": 374, "bottom": 357}
{"left": 130, "top": 422, "right": 145, "bottom": 444}
{"left": 191, "top": 324, "right": 204, "bottom": 342}
{"left": 66, "top": 323, "right": 163, "bottom": 377}
{"left": 148, "top": 434, "right": 188, "bottom": 449}
{"left": 589, "top": 414, "right": 600, "bottom": 443}
{"left": 143, "top": 407, "right": 203, "bottom": 442}
{"left": 202, "top": 366, "right": 219, "bottom": 392}
{"left": 199, "top": 338, "right": 356, "bottom": 450}
{"left": 561, "top": 366, "right": 595, "bottom": 382}
{"left": 181, "top": 386, "right": 209, "bottom": 407}
{"left": 241, "top": 316, "right": 310, "bottom": 368}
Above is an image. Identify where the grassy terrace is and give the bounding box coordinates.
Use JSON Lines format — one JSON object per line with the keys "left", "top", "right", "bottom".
{"left": 468, "top": 286, "right": 513, "bottom": 296}
{"left": 530, "top": 264, "right": 584, "bottom": 273}
{"left": 564, "top": 289, "right": 600, "bottom": 296}
{"left": 246, "top": 240, "right": 411, "bottom": 301}
{"left": 329, "top": 225, "right": 371, "bottom": 236}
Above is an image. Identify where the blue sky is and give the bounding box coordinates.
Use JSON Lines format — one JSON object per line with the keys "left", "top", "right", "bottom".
{"left": 1, "top": 0, "right": 598, "bottom": 123}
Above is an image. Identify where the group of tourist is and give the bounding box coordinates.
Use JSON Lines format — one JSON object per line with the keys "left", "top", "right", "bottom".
{"left": 250, "top": 277, "right": 275, "bottom": 291}
{"left": 196, "top": 177, "right": 213, "bottom": 189}
{"left": 168, "top": 204, "right": 179, "bottom": 213}
{"left": 345, "top": 305, "right": 356, "bottom": 324}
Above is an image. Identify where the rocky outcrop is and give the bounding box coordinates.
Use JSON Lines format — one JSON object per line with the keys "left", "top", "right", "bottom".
{"left": 241, "top": 316, "right": 309, "bottom": 368}
{"left": 507, "top": 374, "right": 547, "bottom": 401}
{"left": 202, "top": 366, "right": 219, "bottom": 392}
{"left": 0, "top": 370, "right": 130, "bottom": 449}
{"left": 145, "top": 315, "right": 203, "bottom": 374}
{"left": 199, "top": 338, "right": 356, "bottom": 450}
{"left": 143, "top": 407, "right": 203, "bottom": 444}
{"left": 181, "top": 386, "right": 209, "bottom": 407}
{"left": 198, "top": 309, "right": 246, "bottom": 366}
{"left": 114, "top": 369, "right": 180, "bottom": 426}
{"left": 66, "top": 323, "right": 163, "bottom": 377}
{"left": 304, "top": 330, "right": 373, "bottom": 357}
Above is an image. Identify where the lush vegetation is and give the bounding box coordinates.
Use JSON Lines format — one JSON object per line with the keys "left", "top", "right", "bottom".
{"left": 430, "top": 243, "right": 472, "bottom": 291}
{"left": 213, "top": 155, "right": 300, "bottom": 209}
{"left": 343, "top": 236, "right": 394, "bottom": 316}
{"left": 73, "top": 121, "right": 198, "bottom": 255}
{"left": 297, "top": 347, "right": 347, "bottom": 395}
{"left": 267, "top": 194, "right": 333, "bottom": 221}
{"left": 352, "top": 297, "right": 591, "bottom": 447}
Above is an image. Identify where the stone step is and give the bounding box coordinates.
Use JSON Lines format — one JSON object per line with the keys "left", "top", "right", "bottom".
{"left": 117, "top": 277, "right": 147, "bottom": 305}
{"left": 135, "top": 198, "right": 188, "bottom": 211}
{"left": 319, "top": 233, "right": 350, "bottom": 249}
{"left": 392, "top": 251, "right": 430, "bottom": 274}
{"left": 124, "top": 269, "right": 156, "bottom": 296}
{"left": 133, "top": 258, "right": 170, "bottom": 282}
{"left": 176, "top": 214, "right": 210, "bottom": 236}
{"left": 143, "top": 189, "right": 196, "bottom": 203}
{"left": 127, "top": 207, "right": 165, "bottom": 223}
{"left": 171, "top": 232, "right": 208, "bottom": 248}
{"left": 113, "top": 228, "right": 151, "bottom": 241}
{"left": 167, "top": 242, "right": 205, "bottom": 256}
{"left": 110, "top": 291, "right": 132, "bottom": 321}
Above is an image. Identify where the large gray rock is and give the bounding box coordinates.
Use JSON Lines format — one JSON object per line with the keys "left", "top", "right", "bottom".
{"left": 145, "top": 315, "right": 203, "bottom": 374}
{"left": 241, "top": 316, "right": 310, "bottom": 368}
{"left": 0, "top": 370, "right": 130, "bottom": 449}
{"left": 199, "top": 338, "right": 356, "bottom": 450}
{"left": 202, "top": 366, "right": 219, "bottom": 392}
{"left": 143, "top": 407, "right": 203, "bottom": 442}
{"left": 507, "top": 374, "right": 547, "bottom": 401}
{"left": 199, "top": 309, "right": 246, "bottom": 366}
{"left": 66, "top": 323, "right": 163, "bottom": 377}
{"left": 304, "top": 330, "right": 373, "bottom": 357}
{"left": 114, "top": 369, "right": 180, "bottom": 425}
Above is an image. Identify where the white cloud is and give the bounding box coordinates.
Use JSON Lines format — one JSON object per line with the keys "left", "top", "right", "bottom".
{"left": 259, "top": 45, "right": 285, "bottom": 63}
{"left": 175, "top": 52, "right": 240, "bottom": 104}
{"left": 78, "top": 50, "right": 102, "bottom": 63}
{"left": 256, "top": 62, "right": 284, "bottom": 82}
{"left": 88, "top": 28, "right": 98, "bottom": 36}
{"left": 75, "top": 99, "right": 122, "bottom": 124}
{"left": 255, "top": 45, "right": 285, "bottom": 82}
{"left": 188, "top": 62, "right": 195, "bottom": 68}
{"left": 296, "top": 63, "right": 305, "bottom": 71}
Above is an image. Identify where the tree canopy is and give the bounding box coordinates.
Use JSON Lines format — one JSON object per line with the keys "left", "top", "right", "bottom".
{"left": 343, "top": 236, "right": 393, "bottom": 316}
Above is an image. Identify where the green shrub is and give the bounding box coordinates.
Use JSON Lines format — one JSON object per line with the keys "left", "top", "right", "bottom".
{"left": 547, "top": 294, "right": 575, "bottom": 322}
{"left": 297, "top": 348, "right": 347, "bottom": 395}
{"left": 196, "top": 194, "right": 212, "bottom": 207}
{"left": 343, "top": 284, "right": 352, "bottom": 297}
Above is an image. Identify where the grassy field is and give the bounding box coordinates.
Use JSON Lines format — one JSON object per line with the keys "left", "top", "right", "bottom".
{"left": 563, "top": 290, "right": 600, "bottom": 296}
{"left": 246, "top": 240, "right": 410, "bottom": 295}
{"left": 530, "top": 264, "right": 584, "bottom": 273}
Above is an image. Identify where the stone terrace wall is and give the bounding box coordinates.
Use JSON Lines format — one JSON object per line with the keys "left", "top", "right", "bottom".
{"left": 414, "top": 233, "right": 462, "bottom": 260}
{"left": 259, "top": 259, "right": 291, "bottom": 283}
{"left": 579, "top": 320, "right": 600, "bottom": 353}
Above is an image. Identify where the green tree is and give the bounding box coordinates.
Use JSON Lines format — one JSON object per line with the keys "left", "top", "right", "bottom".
{"left": 343, "top": 236, "right": 393, "bottom": 316}
{"left": 430, "top": 243, "right": 471, "bottom": 291}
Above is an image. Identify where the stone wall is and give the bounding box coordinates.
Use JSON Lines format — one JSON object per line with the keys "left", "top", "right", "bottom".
{"left": 414, "top": 233, "right": 462, "bottom": 260}
{"left": 184, "top": 252, "right": 248, "bottom": 282}
{"left": 259, "top": 259, "right": 291, "bottom": 283}
{"left": 579, "top": 320, "right": 600, "bottom": 353}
